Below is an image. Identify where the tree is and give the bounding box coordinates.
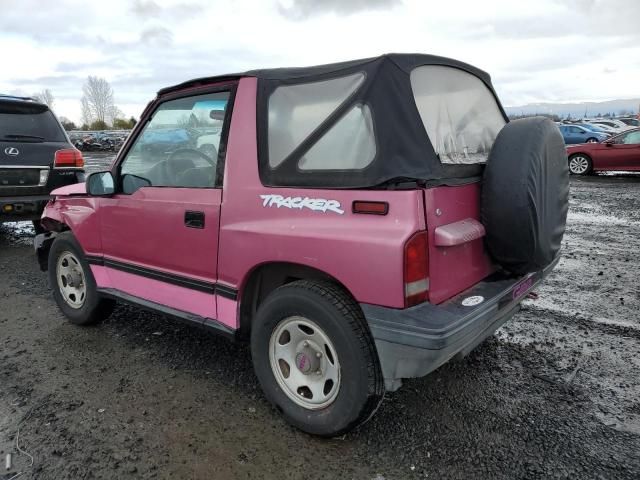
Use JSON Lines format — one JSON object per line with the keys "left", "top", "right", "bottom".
{"left": 112, "top": 117, "right": 137, "bottom": 129}
{"left": 81, "top": 97, "right": 92, "bottom": 128}
{"left": 112, "top": 118, "right": 131, "bottom": 129}
{"left": 89, "top": 120, "right": 109, "bottom": 131}
{"left": 81, "top": 76, "right": 116, "bottom": 125}
{"left": 33, "top": 89, "right": 54, "bottom": 108}
{"left": 59, "top": 116, "right": 77, "bottom": 131}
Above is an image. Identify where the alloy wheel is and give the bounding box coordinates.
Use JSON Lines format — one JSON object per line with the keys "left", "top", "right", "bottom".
{"left": 569, "top": 156, "right": 590, "bottom": 175}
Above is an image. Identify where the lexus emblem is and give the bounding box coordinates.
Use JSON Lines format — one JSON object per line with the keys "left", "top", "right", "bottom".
{"left": 4, "top": 147, "right": 19, "bottom": 156}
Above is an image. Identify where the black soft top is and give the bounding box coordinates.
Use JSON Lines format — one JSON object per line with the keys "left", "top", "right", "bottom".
{"left": 160, "top": 54, "right": 495, "bottom": 92}
{"left": 159, "top": 54, "right": 509, "bottom": 188}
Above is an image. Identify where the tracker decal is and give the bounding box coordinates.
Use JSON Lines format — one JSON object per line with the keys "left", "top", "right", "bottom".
{"left": 260, "top": 194, "right": 344, "bottom": 215}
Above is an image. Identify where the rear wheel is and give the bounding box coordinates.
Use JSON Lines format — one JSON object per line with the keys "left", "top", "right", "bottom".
{"left": 568, "top": 154, "right": 593, "bottom": 175}
{"left": 48, "top": 232, "right": 115, "bottom": 325}
{"left": 586, "top": 137, "right": 598, "bottom": 143}
{"left": 251, "top": 280, "right": 384, "bottom": 437}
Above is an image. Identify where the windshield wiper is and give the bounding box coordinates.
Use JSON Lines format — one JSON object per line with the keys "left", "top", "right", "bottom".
{"left": 2, "top": 134, "right": 45, "bottom": 141}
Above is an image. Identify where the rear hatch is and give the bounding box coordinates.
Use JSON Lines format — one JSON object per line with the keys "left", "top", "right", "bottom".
{"left": 0, "top": 98, "right": 71, "bottom": 196}
{"left": 422, "top": 183, "right": 495, "bottom": 304}
{"left": 409, "top": 65, "right": 507, "bottom": 304}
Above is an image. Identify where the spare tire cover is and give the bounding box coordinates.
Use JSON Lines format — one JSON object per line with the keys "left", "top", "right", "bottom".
{"left": 481, "top": 117, "right": 569, "bottom": 275}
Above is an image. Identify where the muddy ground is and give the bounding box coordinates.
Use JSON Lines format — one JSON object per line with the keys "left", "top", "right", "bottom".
{"left": 1, "top": 157, "right": 639, "bottom": 479}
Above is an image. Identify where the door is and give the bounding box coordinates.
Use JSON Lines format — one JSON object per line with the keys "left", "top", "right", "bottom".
{"left": 97, "top": 88, "right": 234, "bottom": 320}
{"left": 568, "top": 126, "right": 586, "bottom": 144}
{"left": 604, "top": 130, "right": 640, "bottom": 170}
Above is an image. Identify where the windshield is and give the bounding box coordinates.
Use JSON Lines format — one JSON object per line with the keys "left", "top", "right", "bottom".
{"left": 0, "top": 102, "right": 66, "bottom": 142}
{"left": 410, "top": 65, "right": 506, "bottom": 165}
{"left": 581, "top": 124, "right": 606, "bottom": 133}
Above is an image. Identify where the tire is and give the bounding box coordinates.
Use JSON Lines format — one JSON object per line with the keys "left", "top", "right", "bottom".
{"left": 568, "top": 153, "right": 593, "bottom": 176}
{"left": 251, "top": 280, "right": 384, "bottom": 437}
{"left": 48, "top": 232, "right": 115, "bottom": 325}
{"left": 482, "top": 117, "right": 569, "bottom": 275}
{"left": 586, "top": 137, "right": 598, "bottom": 143}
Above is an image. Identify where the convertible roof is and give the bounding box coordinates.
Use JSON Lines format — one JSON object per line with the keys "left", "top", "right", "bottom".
{"left": 158, "top": 53, "right": 508, "bottom": 188}
{"left": 157, "top": 53, "right": 493, "bottom": 96}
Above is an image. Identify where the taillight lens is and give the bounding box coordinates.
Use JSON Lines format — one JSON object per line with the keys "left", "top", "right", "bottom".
{"left": 54, "top": 148, "right": 84, "bottom": 168}
{"left": 404, "top": 231, "right": 429, "bottom": 307}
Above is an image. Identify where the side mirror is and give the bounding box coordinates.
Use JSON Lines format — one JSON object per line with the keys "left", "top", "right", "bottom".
{"left": 86, "top": 171, "right": 115, "bottom": 196}
{"left": 605, "top": 141, "right": 613, "bottom": 147}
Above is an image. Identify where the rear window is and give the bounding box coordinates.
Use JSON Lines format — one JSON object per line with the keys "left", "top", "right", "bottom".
{"left": 410, "top": 66, "right": 505, "bottom": 165}
{"left": 0, "top": 102, "right": 66, "bottom": 142}
{"left": 267, "top": 73, "right": 369, "bottom": 169}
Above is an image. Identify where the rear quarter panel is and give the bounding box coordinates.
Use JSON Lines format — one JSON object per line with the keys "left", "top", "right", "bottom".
{"left": 218, "top": 77, "right": 424, "bottom": 309}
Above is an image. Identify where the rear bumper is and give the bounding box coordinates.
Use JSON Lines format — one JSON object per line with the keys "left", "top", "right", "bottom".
{"left": 361, "top": 256, "right": 560, "bottom": 391}
{"left": 0, "top": 195, "right": 51, "bottom": 222}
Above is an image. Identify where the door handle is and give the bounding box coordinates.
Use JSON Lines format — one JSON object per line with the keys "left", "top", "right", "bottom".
{"left": 185, "top": 210, "right": 205, "bottom": 229}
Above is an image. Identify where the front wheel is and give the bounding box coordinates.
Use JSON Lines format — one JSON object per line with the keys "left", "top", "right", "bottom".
{"left": 586, "top": 137, "right": 598, "bottom": 143}
{"left": 48, "top": 232, "right": 115, "bottom": 325}
{"left": 251, "top": 280, "right": 384, "bottom": 437}
{"left": 568, "top": 154, "right": 593, "bottom": 175}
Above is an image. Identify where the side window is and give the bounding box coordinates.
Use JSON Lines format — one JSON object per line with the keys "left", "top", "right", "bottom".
{"left": 267, "top": 73, "right": 365, "bottom": 168}
{"left": 299, "top": 104, "right": 376, "bottom": 170}
{"left": 617, "top": 131, "right": 640, "bottom": 145}
{"left": 120, "top": 91, "right": 230, "bottom": 192}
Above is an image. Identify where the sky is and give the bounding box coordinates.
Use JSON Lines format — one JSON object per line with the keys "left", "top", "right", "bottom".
{"left": 1, "top": 0, "right": 638, "bottom": 123}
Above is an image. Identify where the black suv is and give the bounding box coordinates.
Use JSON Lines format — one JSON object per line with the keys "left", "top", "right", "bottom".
{"left": 0, "top": 95, "right": 84, "bottom": 232}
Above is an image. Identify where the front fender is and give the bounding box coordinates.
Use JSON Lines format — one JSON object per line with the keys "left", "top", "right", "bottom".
{"left": 41, "top": 196, "right": 102, "bottom": 256}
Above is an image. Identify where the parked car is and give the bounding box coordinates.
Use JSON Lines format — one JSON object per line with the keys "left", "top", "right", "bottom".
{"left": 34, "top": 54, "right": 569, "bottom": 436}
{"left": 584, "top": 122, "right": 619, "bottom": 134}
{"left": 566, "top": 128, "right": 640, "bottom": 175}
{"left": 618, "top": 117, "right": 640, "bottom": 127}
{"left": 584, "top": 118, "right": 633, "bottom": 132}
{"left": 577, "top": 123, "right": 612, "bottom": 137}
{"left": 558, "top": 124, "right": 609, "bottom": 144}
{"left": 0, "top": 95, "right": 84, "bottom": 232}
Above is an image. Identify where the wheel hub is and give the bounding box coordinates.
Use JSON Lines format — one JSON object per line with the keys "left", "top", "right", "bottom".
{"left": 66, "top": 270, "right": 82, "bottom": 288}
{"left": 295, "top": 344, "right": 321, "bottom": 374}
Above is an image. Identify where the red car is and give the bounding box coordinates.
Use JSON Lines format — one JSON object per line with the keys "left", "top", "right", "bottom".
{"left": 566, "top": 128, "right": 640, "bottom": 175}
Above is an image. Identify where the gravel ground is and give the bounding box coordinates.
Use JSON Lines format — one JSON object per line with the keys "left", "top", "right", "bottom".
{"left": 1, "top": 157, "right": 639, "bottom": 479}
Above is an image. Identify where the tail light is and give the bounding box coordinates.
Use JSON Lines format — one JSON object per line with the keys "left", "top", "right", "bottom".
{"left": 54, "top": 149, "right": 84, "bottom": 168}
{"left": 404, "top": 231, "right": 429, "bottom": 307}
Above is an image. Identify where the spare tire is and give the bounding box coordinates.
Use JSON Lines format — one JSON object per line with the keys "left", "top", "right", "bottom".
{"left": 481, "top": 117, "right": 569, "bottom": 275}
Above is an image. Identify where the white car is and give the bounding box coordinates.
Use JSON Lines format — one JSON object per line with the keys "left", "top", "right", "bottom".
{"left": 584, "top": 119, "right": 633, "bottom": 132}
{"left": 619, "top": 117, "right": 640, "bottom": 128}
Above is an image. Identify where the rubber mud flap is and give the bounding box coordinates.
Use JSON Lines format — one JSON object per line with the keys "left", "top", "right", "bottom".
{"left": 481, "top": 117, "right": 569, "bottom": 275}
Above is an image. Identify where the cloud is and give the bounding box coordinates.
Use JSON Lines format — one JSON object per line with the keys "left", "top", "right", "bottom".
{"left": 131, "top": 0, "right": 204, "bottom": 19}
{"left": 278, "top": 0, "right": 401, "bottom": 19}
{"left": 140, "top": 26, "right": 173, "bottom": 46}
{"left": 131, "top": 0, "right": 162, "bottom": 17}
{"left": 0, "top": 0, "right": 637, "bottom": 122}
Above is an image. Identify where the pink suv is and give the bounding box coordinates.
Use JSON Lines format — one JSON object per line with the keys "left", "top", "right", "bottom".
{"left": 35, "top": 54, "right": 569, "bottom": 436}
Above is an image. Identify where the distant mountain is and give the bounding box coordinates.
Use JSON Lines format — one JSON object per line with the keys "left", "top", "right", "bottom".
{"left": 504, "top": 98, "right": 640, "bottom": 119}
